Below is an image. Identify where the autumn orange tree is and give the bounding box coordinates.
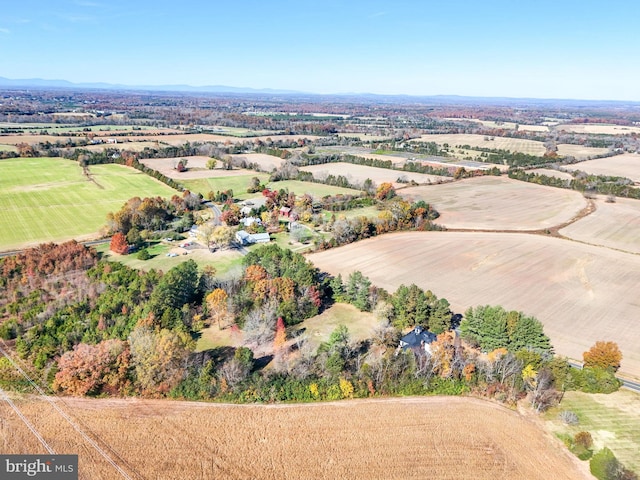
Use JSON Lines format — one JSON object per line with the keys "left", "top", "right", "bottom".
{"left": 109, "top": 232, "right": 128, "bottom": 254}
{"left": 273, "top": 317, "right": 286, "bottom": 351}
{"left": 375, "top": 182, "right": 396, "bottom": 200}
{"left": 583, "top": 341, "right": 622, "bottom": 372}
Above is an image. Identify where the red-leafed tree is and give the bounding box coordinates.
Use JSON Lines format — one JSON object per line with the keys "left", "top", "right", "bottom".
{"left": 53, "top": 340, "right": 130, "bottom": 396}
{"left": 109, "top": 232, "right": 128, "bottom": 254}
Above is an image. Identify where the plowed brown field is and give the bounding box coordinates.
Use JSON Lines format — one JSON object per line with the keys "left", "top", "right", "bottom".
{"left": 308, "top": 232, "right": 640, "bottom": 378}
{"left": 1, "top": 395, "right": 589, "bottom": 480}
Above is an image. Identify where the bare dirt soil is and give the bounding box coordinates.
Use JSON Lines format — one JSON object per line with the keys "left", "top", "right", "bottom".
{"left": 400, "top": 176, "right": 586, "bottom": 230}
{"left": 568, "top": 154, "right": 640, "bottom": 182}
{"left": 301, "top": 162, "right": 450, "bottom": 188}
{"left": 0, "top": 395, "right": 590, "bottom": 480}
{"left": 560, "top": 196, "right": 640, "bottom": 254}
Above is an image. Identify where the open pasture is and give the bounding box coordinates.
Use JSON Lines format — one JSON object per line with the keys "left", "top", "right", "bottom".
{"left": 230, "top": 152, "right": 286, "bottom": 171}
{"left": 301, "top": 162, "right": 450, "bottom": 188}
{"left": 308, "top": 231, "right": 640, "bottom": 378}
{"left": 139, "top": 156, "right": 262, "bottom": 180}
{"left": 0, "top": 144, "right": 17, "bottom": 152}
{"left": 400, "top": 176, "right": 586, "bottom": 230}
{"left": 560, "top": 196, "right": 640, "bottom": 254}
{"left": 557, "top": 124, "right": 640, "bottom": 135}
{"left": 0, "top": 158, "right": 176, "bottom": 250}
{"left": 568, "top": 154, "right": 640, "bottom": 182}
{"left": 546, "top": 390, "right": 640, "bottom": 472}
{"left": 263, "top": 180, "right": 362, "bottom": 199}
{"left": 181, "top": 174, "right": 271, "bottom": 197}
{"left": 96, "top": 242, "right": 244, "bottom": 276}
{"left": 1, "top": 395, "right": 588, "bottom": 480}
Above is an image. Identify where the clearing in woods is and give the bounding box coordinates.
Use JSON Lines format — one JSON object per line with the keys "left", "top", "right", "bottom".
{"left": 307, "top": 231, "right": 640, "bottom": 379}
{"left": 0, "top": 157, "right": 177, "bottom": 250}
{"left": 0, "top": 395, "right": 589, "bottom": 480}
{"left": 400, "top": 176, "right": 586, "bottom": 230}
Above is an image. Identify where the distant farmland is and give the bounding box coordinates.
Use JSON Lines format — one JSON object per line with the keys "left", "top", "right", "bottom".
{"left": 400, "top": 176, "right": 586, "bottom": 230}
{"left": 1, "top": 396, "right": 589, "bottom": 480}
{"left": 411, "top": 133, "right": 607, "bottom": 159}
{"left": 140, "top": 156, "right": 261, "bottom": 179}
{"left": 0, "top": 157, "right": 177, "bottom": 250}
{"left": 301, "top": 162, "right": 450, "bottom": 188}
{"left": 568, "top": 154, "right": 640, "bottom": 182}
{"left": 412, "top": 133, "right": 547, "bottom": 156}
{"left": 308, "top": 231, "right": 640, "bottom": 378}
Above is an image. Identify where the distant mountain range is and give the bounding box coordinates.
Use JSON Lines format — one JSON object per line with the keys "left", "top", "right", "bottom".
{"left": 0, "top": 76, "right": 301, "bottom": 95}
{"left": 1, "top": 76, "right": 639, "bottom": 107}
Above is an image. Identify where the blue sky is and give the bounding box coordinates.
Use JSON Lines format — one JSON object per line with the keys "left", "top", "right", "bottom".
{"left": 1, "top": 0, "right": 639, "bottom": 100}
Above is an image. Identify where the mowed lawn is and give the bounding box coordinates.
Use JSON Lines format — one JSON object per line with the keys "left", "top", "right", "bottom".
{"left": 546, "top": 390, "right": 640, "bottom": 473}
{"left": 0, "top": 157, "right": 177, "bottom": 250}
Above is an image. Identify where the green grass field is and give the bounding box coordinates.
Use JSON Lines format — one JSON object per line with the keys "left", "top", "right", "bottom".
{"left": 545, "top": 390, "right": 640, "bottom": 472}
{"left": 322, "top": 205, "right": 380, "bottom": 222}
{"left": 95, "top": 242, "right": 245, "bottom": 276}
{"left": 196, "top": 302, "right": 379, "bottom": 352}
{"left": 0, "top": 157, "right": 177, "bottom": 250}
{"left": 291, "top": 303, "right": 378, "bottom": 349}
{"left": 0, "top": 144, "right": 18, "bottom": 152}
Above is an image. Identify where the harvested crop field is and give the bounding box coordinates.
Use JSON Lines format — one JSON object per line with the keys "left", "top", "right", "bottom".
{"left": 529, "top": 168, "right": 574, "bottom": 181}
{"left": 307, "top": 231, "right": 640, "bottom": 378}
{"left": 557, "top": 124, "right": 640, "bottom": 135}
{"left": 133, "top": 133, "right": 321, "bottom": 146}
{"left": 230, "top": 153, "right": 285, "bottom": 171}
{"left": 320, "top": 146, "right": 410, "bottom": 166}
{"left": 412, "top": 133, "right": 547, "bottom": 156}
{"left": 1, "top": 395, "right": 588, "bottom": 480}
{"left": 139, "top": 156, "right": 260, "bottom": 179}
{"left": 568, "top": 154, "right": 640, "bottom": 182}
{"left": 411, "top": 134, "right": 605, "bottom": 159}
{"left": 556, "top": 144, "right": 609, "bottom": 158}
{"left": 400, "top": 176, "right": 586, "bottom": 230}
{"left": 301, "top": 162, "right": 450, "bottom": 188}
{"left": 560, "top": 196, "right": 640, "bottom": 254}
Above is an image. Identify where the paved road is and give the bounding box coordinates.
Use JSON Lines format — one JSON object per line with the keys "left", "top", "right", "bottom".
{"left": 204, "top": 201, "right": 222, "bottom": 226}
